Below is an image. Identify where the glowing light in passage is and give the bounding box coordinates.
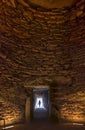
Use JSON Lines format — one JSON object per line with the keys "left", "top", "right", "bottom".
{"left": 2, "top": 125, "right": 14, "bottom": 129}
{"left": 73, "top": 123, "right": 84, "bottom": 126}
{"left": 35, "top": 98, "right": 45, "bottom": 109}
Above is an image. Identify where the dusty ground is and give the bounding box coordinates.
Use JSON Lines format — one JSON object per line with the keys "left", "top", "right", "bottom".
{"left": 0, "top": 121, "right": 85, "bottom": 130}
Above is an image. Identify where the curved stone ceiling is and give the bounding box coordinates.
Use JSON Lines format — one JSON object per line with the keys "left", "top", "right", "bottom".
{"left": 28, "top": 0, "right": 74, "bottom": 8}
{"left": 1, "top": 0, "right": 75, "bottom": 8}
{"left": 0, "top": 0, "right": 85, "bottom": 125}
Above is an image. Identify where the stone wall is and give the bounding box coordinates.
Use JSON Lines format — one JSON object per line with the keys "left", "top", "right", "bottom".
{"left": 0, "top": 0, "right": 85, "bottom": 125}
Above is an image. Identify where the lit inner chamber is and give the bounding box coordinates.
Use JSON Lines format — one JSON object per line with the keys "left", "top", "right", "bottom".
{"left": 35, "top": 98, "right": 45, "bottom": 109}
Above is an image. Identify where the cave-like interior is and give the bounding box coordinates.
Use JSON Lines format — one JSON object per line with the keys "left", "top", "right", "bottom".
{"left": 0, "top": 0, "right": 85, "bottom": 129}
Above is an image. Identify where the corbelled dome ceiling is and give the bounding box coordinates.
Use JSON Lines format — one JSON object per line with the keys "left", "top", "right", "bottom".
{"left": 0, "top": 0, "right": 79, "bottom": 8}
{"left": 0, "top": 0, "right": 85, "bottom": 125}
{"left": 28, "top": 0, "right": 74, "bottom": 8}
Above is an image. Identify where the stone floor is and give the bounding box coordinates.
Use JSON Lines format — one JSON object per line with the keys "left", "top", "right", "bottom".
{"left": 0, "top": 121, "right": 85, "bottom": 130}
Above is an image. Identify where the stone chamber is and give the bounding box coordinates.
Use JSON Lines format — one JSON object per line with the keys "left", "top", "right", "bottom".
{"left": 0, "top": 0, "right": 85, "bottom": 126}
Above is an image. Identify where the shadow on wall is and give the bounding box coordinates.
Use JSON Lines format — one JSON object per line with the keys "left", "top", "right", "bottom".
{"left": 49, "top": 80, "right": 60, "bottom": 123}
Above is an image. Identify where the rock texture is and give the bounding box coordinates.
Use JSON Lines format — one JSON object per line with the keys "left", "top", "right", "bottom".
{"left": 0, "top": 0, "right": 85, "bottom": 125}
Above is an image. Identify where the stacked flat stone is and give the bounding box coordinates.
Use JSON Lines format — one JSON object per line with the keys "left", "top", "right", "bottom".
{"left": 0, "top": 0, "right": 85, "bottom": 125}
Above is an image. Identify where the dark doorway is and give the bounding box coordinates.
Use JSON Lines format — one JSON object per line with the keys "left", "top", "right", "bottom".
{"left": 30, "top": 88, "right": 50, "bottom": 120}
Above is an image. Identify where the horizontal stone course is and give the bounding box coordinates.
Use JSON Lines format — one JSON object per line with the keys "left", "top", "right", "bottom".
{"left": 0, "top": 0, "right": 85, "bottom": 125}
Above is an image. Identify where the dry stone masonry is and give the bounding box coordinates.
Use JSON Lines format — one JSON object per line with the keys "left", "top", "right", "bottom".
{"left": 0, "top": 0, "right": 85, "bottom": 125}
